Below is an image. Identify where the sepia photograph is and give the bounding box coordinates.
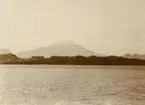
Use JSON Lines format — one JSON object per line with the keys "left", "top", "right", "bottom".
{"left": 0, "top": 0, "right": 145, "bottom": 105}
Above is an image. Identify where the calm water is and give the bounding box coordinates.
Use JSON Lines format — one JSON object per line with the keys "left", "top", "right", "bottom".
{"left": 0, "top": 65, "right": 145, "bottom": 105}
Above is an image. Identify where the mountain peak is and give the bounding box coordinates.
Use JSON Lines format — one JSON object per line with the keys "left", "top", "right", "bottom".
{"left": 16, "top": 41, "right": 103, "bottom": 58}
{"left": 52, "top": 40, "right": 77, "bottom": 45}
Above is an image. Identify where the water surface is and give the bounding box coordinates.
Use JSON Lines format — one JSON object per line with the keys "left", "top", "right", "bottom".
{"left": 0, "top": 65, "right": 145, "bottom": 105}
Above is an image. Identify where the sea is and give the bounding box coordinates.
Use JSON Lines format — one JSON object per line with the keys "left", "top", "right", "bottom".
{"left": 0, "top": 65, "right": 145, "bottom": 105}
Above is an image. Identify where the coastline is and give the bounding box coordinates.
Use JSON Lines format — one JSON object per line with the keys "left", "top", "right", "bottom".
{"left": 3, "top": 55, "right": 145, "bottom": 66}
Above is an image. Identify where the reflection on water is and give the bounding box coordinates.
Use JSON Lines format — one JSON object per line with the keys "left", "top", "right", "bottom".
{"left": 0, "top": 65, "right": 145, "bottom": 105}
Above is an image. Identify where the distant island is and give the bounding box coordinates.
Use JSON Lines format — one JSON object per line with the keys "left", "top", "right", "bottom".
{"left": 2, "top": 53, "right": 145, "bottom": 65}
{"left": 1, "top": 41, "right": 145, "bottom": 65}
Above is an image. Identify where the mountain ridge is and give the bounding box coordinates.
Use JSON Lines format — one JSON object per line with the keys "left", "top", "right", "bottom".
{"left": 16, "top": 40, "right": 103, "bottom": 58}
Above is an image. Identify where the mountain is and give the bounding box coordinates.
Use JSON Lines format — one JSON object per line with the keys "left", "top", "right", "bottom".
{"left": 0, "top": 49, "right": 11, "bottom": 54}
{"left": 16, "top": 40, "right": 103, "bottom": 58}
{"left": 124, "top": 53, "right": 145, "bottom": 60}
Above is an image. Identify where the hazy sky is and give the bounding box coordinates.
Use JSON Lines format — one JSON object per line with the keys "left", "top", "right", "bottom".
{"left": 0, "top": 0, "right": 145, "bottom": 55}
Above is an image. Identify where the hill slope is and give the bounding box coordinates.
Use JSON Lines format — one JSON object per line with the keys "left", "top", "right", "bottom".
{"left": 0, "top": 53, "right": 19, "bottom": 63}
